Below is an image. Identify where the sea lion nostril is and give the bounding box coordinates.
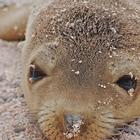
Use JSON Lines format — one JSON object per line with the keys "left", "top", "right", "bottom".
{"left": 64, "top": 114, "right": 81, "bottom": 126}
{"left": 63, "top": 114, "right": 84, "bottom": 139}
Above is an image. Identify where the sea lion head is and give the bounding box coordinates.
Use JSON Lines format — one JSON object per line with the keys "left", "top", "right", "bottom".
{"left": 22, "top": 1, "right": 140, "bottom": 140}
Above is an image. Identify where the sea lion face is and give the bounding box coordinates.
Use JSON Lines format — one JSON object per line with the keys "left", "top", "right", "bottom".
{"left": 22, "top": 3, "right": 140, "bottom": 140}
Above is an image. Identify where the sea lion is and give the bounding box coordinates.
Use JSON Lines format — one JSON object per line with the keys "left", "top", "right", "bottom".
{"left": 0, "top": 2, "right": 31, "bottom": 41}
{"left": 1, "top": 0, "right": 140, "bottom": 140}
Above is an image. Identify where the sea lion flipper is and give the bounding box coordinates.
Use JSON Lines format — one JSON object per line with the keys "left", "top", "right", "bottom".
{"left": 0, "top": 3, "right": 31, "bottom": 41}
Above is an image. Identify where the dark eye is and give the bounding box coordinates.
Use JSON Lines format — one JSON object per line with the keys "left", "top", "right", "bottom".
{"left": 29, "top": 64, "right": 46, "bottom": 83}
{"left": 116, "top": 75, "right": 137, "bottom": 95}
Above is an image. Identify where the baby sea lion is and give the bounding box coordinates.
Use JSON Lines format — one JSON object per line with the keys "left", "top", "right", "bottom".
{"left": 0, "top": 3, "right": 31, "bottom": 41}
{"left": 1, "top": 0, "right": 140, "bottom": 139}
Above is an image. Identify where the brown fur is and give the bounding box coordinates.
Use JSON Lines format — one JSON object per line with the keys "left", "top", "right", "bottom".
{"left": 1, "top": 0, "right": 140, "bottom": 140}
{"left": 0, "top": 3, "right": 31, "bottom": 40}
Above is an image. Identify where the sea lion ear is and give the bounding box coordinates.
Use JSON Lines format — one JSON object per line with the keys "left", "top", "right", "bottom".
{"left": 17, "top": 41, "right": 25, "bottom": 52}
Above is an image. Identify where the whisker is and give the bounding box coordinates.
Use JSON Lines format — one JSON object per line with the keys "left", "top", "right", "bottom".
{"left": 86, "top": 129, "right": 105, "bottom": 140}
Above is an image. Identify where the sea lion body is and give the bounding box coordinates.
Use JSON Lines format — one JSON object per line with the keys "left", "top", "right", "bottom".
{"left": 1, "top": 0, "right": 140, "bottom": 140}
{"left": 21, "top": 0, "right": 140, "bottom": 139}
{"left": 0, "top": 3, "right": 31, "bottom": 40}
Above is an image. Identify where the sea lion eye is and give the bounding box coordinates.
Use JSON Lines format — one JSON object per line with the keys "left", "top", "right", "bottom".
{"left": 29, "top": 64, "right": 46, "bottom": 83}
{"left": 116, "top": 74, "right": 137, "bottom": 95}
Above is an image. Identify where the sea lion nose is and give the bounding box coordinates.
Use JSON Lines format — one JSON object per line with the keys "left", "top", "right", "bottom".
{"left": 63, "top": 114, "right": 84, "bottom": 139}
{"left": 64, "top": 114, "right": 81, "bottom": 127}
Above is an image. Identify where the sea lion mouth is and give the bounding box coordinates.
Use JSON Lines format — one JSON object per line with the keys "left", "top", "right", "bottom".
{"left": 37, "top": 102, "right": 121, "bottom": 140}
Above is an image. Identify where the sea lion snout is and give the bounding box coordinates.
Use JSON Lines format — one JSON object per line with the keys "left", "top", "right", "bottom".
{"left": 63, "top": 114, "right": 85, "bottom": 139}
{"left": 64, "top": 114, "right": 82, "bottom": 126}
